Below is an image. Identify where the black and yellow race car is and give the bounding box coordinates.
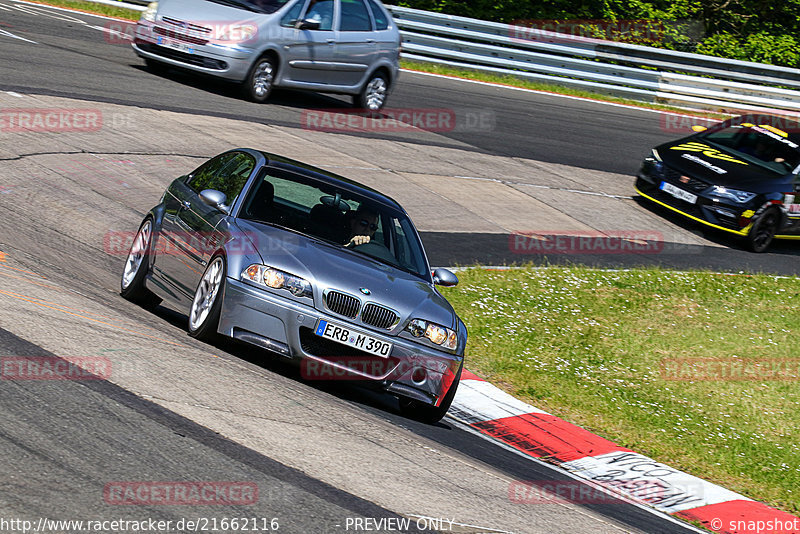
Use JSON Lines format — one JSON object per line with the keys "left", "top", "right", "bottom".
{"left": 635, "top": 114, "right": 800, "bottom": 252}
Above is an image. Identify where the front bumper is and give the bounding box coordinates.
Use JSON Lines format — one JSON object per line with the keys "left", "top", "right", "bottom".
{"left": 132, "top": 20, "right": 253, "bottom": 81}
{"left": 635, "top": 169, "right": 756, "bottom": 236}
{"left": 218, "top": 278, "right": 463, "bottom": 406}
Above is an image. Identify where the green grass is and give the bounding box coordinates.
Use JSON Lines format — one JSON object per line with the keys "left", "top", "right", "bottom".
{"left": 22, "top": 0, "right": 141, "bottom": 20}
{"left": 440, "top": 266, "right": 800, "bottom": 514}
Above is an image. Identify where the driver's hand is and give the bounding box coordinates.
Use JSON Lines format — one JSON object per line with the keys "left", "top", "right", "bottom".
{"left": 347, "top": 235, "right": 371, "bottom": 247}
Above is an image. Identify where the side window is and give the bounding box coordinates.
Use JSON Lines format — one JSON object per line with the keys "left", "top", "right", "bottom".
{"left": 280, "top": 0, "right": 306, "bottom": 27}
{"left": 365, "top": 0, "right": 388, "bottom": 30}
{"left": 189, "top": 152, "right": 255, "bottom": 205}
{"left": 188, "top": 153, "right": 236, "bottom": 193}
{"left": 303, "top": 0, "right": 334, "bottom": 30}
{"left": 340, "top": 0, "right": 372, "bottom": 31}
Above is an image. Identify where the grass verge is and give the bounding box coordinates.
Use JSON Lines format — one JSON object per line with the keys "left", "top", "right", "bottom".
{"left": 17, "top": 0, "right": 141, "bottom": 20}
{"left": 439, "top": 265, "right": 799, "bottom": 514}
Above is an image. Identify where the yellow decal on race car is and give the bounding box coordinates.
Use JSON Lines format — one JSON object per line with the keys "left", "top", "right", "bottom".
{"left": 669, "top": 142, "right": 748, "bottom": 165}
{"left": 741, "top": 123, "right": 789, "bottom": 137}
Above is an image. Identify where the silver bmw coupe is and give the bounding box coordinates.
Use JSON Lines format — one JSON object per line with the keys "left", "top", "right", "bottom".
{"left": 121, "top": 149, "right": 466, "bottom": 422}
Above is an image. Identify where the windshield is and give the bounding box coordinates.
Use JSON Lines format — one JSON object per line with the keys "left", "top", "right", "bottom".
{"left": 702, "top": 124, "right": 800, "bottom": 174}
{"left": 239, "top": 168, "right": 430, "bottom": 279}
{"left": 205, "top": 0, "right": 291, "bottom": 14}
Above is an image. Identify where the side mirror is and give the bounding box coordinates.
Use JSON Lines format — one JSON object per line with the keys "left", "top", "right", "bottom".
{"left": 432, "top": 268, "right": 458, "bottom": 287}
{"left": 297, "top": 17, "right": 320, "bottom": 30}
{"left": 691, "top": 125, "right": 707, "bottom": 133}
{"left": 199, "top": 189, "right": 229, "bottom": 213}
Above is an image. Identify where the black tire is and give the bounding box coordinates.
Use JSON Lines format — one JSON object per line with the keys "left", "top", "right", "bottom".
{"left": 745, "top": 206, "right": 780, "bottom": 253}
{"left": 242, "top": 55, "right": 276, "bottom": 103}
{"left": 120, "top": 218, "right": 162, "bottom": 308}
{"left": 353, "top": 73, "right": 388, "bottom": 111}
{"left": 398, "top": 363, "right": 462, "bottom": 424}
{"left": 188, "top": 255, "right": 226, "bottom": 341}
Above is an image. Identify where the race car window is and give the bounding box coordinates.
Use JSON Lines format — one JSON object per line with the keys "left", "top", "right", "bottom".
{"left": 704, "top": 126, "right": 800, "bottom": 173}
{"left": 189, "top": 152, "right": 255, "bottom": 204}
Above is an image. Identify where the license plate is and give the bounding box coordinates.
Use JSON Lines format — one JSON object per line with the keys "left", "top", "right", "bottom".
{"left": 660, "top": 182, "right": 697, "bottom": 204}
{"left": 314, "top": 319, "right": 392, "bottom": 358}
{"left": 157, "top": 37, "right": 194, "bottom": 53}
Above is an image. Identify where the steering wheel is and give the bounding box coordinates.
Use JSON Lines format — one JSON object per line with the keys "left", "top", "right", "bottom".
{"left": 352, "top": 241, "right": 395, "bottom": 262}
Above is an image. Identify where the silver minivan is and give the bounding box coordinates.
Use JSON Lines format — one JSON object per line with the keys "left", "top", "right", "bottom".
{"left": 132, "top": 0, "right": 400, "bottom": 110}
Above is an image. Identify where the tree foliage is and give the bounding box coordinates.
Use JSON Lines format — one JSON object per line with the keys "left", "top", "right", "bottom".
{"left": 397, "top": 0, "right": 800, "bottom": 67}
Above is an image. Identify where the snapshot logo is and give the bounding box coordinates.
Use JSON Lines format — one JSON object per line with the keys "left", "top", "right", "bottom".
{"left": 103, "top": 20, "right": 258, "bottom": 45}
{"left": 103, "top": 481, "right": 258, "bottom": 505}
{"left": 301, "top": 108, "right": 495, "bottom": 133}
{"left": 0, "top": 108, "right": 102, "bottom": 133}
{"left": 509, "top": 231, "right": 665, "bottom": 254}
{"left": 660, "top": 358, "right": 800, "bottom": 381}
{"left": 0, "top": 356, "right": 111, "bottom": 380}
{"left": 509, "top": 19, "right": 668, "bottom": 45}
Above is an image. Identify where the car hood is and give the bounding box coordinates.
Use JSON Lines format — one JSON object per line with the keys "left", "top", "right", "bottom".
{"left": 234, "top": 220, "right": 458, "bottom": 330}
{"left": 158, "top": 0, "right": 267, "bottom": 25}
{"left": 656, "top": 139, "right": 793, "bottom": 193}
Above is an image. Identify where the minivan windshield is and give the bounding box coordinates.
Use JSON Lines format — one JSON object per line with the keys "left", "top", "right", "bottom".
{"left": 206, "top": 0, "right": 291, "bottom": 14}
{"left": 239, "top": 168, "right": 430, "bottom": 279}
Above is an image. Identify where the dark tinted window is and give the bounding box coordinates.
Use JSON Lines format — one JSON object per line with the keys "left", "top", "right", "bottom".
{"left": 189, "top": 152, "right": 255, "bottom": 203}
{"left": 340, "top": 0, "right": 372, "bottom": 31}
{"left": 366, "top": 0, "right": 388, "bottom": 30}
{"left": 703, "top": 125, "right": 800, "bottom": 173}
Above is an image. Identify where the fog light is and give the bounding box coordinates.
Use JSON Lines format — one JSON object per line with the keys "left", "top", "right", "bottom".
{"left": 411, "top": 366, "right": 427, "bottom": 385}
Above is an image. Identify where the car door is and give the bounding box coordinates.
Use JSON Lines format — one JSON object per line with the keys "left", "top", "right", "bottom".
{"left": 280, "top": 0, "right": 339, "bottom": 85}
{"left": 156, "top": 152, "right": 256, "bottom": 302}
{"left": 333, "top": 0, "right": 377, "bottom": 87}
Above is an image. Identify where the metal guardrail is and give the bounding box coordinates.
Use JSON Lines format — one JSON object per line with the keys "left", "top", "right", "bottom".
{"left": 387, "top": 5, "right": 800, "bottom": 114}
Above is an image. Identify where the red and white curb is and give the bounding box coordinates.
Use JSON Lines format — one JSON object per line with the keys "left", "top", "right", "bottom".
{"left": 448, "top": 371, "right": 800, "bottom": 534}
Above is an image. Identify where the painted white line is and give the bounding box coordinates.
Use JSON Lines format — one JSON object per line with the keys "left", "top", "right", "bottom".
{"left": 5, "top": 91, "right": 24, "bottom": 98}
{"left": 9, "top": 1, "right": 88, "bottom": 22}
{"left": 0, "top": 27, "right": 36, "bottom": 43}
{"left": 451, "top": 174, "right": 634, "bottom": 200}
{"left": 404, "top": 515, "right": 513, "bottom": 534}
{"left": 0, "top": 3, "right": 11, "bottom": 10}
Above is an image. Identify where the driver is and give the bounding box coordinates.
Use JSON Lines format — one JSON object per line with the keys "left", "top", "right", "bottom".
{"left": 345, "top": 207, "right": 378, "bottom": 247}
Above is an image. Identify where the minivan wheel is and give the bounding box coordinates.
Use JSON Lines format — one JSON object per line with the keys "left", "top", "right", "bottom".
{"left": 243, "top": 56, "right": 276, "bottom": 103}
{"left": 354, "top": 73, "right": 388, "bottom": 111}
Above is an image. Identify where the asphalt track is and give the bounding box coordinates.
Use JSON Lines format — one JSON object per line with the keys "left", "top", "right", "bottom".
{"left": 0, "top": 3, "right": 790, "bottom": 533}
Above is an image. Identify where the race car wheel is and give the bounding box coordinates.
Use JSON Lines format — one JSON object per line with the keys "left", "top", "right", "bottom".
{"left": 120, "top": 218, "right": 161, "bottom": 308}
{"left": 398, "top": 364, "right": 462, "bottom": 424}
{"left": 243, "top": 56, "right": 276, "bottom": 103}
{"left": 745, "top": 206, "right": 780, "bottom": 253}
{"left": 354, "top": 73, "right": 388, "bottom": 111}
{"left": 188, "top": 255, "right": 226, "bottom": 341}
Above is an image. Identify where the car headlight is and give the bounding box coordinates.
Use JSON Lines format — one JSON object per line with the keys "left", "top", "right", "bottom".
{"left": 242, "top": 264, "right": 312, "bottom": 298}
{"left": 406, "top": 319, "right": 458, "bottom": 350}
{"left": 141, "top": 2, "right": 158, "bottom": 22}
{"left": 709, "top": 186, "right": 756, "bottom": 204}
